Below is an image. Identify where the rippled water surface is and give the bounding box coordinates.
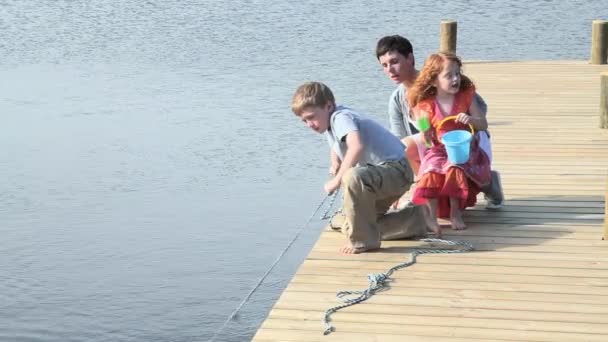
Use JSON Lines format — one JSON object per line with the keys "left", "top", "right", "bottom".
{"left": 1, "top": 1, "right": 605, "bottom": 341}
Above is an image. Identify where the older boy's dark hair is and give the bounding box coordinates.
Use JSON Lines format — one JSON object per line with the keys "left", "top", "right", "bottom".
{"left": 375, "top": 35, "right": 414, "bottom": 60}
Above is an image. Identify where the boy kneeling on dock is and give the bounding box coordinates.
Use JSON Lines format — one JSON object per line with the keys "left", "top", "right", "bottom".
{"left": 291, "top": 82, "right": 433, "bottom": 254}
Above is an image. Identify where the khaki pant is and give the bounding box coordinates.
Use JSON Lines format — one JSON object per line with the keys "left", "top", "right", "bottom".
{"left": 332, "top": 159, "right": 428, "bottom": 249}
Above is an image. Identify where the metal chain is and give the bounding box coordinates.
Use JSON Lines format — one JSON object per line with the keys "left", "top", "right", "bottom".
{"left": 322, "top": 238, "right": 474, "bottom": 335}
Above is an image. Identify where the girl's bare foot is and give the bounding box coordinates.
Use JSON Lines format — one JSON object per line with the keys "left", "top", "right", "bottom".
{"left": 449, "top": 198, "right": 466, "bottom": 230}
{"left": 425, "top": 199, "right": 442, "bottom": 238}
{"left": 451, "top": 212, "right": 466, "bottom": 230}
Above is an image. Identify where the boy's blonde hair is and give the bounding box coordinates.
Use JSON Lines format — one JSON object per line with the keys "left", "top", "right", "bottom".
{"left": 291, "top": 82, "right": 335, "bottom": 115}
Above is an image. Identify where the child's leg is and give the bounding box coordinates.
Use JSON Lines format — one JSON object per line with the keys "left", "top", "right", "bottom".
{"left": 340, "top": 167, "right": 383, "bottom": 254}
{"left": 376, "top": 160, "right": 435, "bottom": 240}
{"left": 477, "top": 132, "right": 504, "bottom": 209}
{"left": 449, "top": 197, "right": 466, "bottom": 230}
{"left": 378, "top": 194, "right": 403, "bottom": 215}
{"left": 377, "top": 204, "right": 428, "bottom": 240}
{"left": 413, "top": 170, "right": 444, "bottom": 235}
{"left": 426, "top": 198, "right": 442, "bottom": 237}
{"left": 340, "top": 161, "right": 413, "bottom": 254}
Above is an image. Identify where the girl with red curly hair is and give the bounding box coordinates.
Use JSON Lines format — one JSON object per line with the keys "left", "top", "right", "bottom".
{"left": 407, "top": 53, "right": 491, "bottom": 236}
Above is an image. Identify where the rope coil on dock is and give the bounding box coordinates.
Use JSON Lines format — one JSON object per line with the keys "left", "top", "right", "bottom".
{"left": 322, "top": 238, "right": 474, "bottom": 335}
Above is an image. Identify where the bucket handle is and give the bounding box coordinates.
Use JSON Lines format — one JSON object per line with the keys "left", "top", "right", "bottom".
{"left": 437, "top": 115, "right": 475, "bottom": 136}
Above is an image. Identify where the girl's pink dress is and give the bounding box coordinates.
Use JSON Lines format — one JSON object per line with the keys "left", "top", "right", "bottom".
{"left": 412, "top": 86, "right": 492, "bottom": 219}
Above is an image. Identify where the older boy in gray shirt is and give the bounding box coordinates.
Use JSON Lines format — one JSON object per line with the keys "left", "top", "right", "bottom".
{"left": 291, "top": 81, "right": 431, "bottom": 254}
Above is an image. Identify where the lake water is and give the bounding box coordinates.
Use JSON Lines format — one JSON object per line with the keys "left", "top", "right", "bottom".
{"left": 1, "top": 1, "right": 605, "bottom": 341}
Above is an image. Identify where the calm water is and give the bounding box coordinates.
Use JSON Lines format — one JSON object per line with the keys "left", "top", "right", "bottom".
{"left": 1, "top": 1, "right": 605, "bottom": 341}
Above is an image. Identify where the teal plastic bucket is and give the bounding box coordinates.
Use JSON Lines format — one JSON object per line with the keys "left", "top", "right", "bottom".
{"left": 441, "top": 130, "right": 472, "bottom": 164}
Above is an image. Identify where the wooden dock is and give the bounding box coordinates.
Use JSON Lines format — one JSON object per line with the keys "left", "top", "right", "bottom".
{"left": 253, "top": 61, "right": 608, "bottom": 341}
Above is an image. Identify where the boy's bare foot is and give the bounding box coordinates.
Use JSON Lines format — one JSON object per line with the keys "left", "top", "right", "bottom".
{"left": 450, "top": 208, "right": 466, "bottom": 230}
{"left": 339, "top": 243, "right": 379, "bottom": 254}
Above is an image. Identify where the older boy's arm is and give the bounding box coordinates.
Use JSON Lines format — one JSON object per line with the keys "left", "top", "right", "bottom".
{"left": 474, "top": 93, "right": 488, "bottom": 116}
{"left": 467, "top": 95, "right": 488, "bottom": 130}
{"left": 324, "top": 131, "right": 363, "bottom": 194}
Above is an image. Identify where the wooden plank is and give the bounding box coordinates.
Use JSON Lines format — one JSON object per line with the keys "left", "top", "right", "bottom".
{"left": 259, "top": 319, "right": 607, "bottom": 342}
{"left": 253, "top": 329, "right": 482, "bottom": 342}
{"left": 291, "top": 275, "right": 608, "bottom": 295}
{"left": 462, "top": 210, "right": 604, "bottom": 220}
{"left": 441, "top": 230, "right": 601, "bottom": 240}
{"left": 466, "top": 206, "right": 603, "bottom": 214}
{"left": 302, "top": 256, "right": 608, "bottom": 272}
{"left": 296, "top": 262, "right": 608, "bottom": 279}
{"left": 318, "top": 232, "right": 608, "bottom": 248}
{"left": 451, "top": 217, "right": 602, "bottom": 226}
{"left": 286, "top": 282, "right": 608, "bottom": 305}
{"left": 313, "top": 242, "right": 608, "bottom": 254}
{"left": 307, "top": 251, "right": 608, "bottom": 266}
{"left": 275, "top": 292, "right": 608, "bottom": 314}
{"left": 604, "top": 171, "right": 608, "bottom": 239}
{"left": 269, "top": 309, "right": 608, "bottom": 334}
{"left": 271, "top": 302, "right": 608, "bottom": 325}
{"left": 479, "top": 200, "right": 602, "bottom": 208}
{"left": 308, "top": 248, "right": 608, "bottom": 263}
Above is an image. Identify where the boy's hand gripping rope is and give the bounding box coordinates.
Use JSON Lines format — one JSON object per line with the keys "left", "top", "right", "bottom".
{"left": 322, "top": 238, "right": 474, "bottom": 335}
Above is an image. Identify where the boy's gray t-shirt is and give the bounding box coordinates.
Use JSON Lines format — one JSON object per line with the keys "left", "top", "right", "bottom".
{"left": 325, "top": 105, "right": 405, "bottom": 165}
{"left": 388, "top": 84, "right": 415, "bottom": 138}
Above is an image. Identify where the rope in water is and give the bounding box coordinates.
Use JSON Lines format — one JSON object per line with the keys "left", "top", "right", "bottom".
{"left": 208, "top": 191, "right": 339, "bottom": 342}
{"left": 322, "top": 238, "right": 474, "bottom": 335}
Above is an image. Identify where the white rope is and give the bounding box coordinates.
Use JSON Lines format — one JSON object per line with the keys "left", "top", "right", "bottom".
{"left": 208, "top": 191, "right": 338, "bottom": 342}
{"left": 322, "top": 238, "right": 474, "bottom": 335}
